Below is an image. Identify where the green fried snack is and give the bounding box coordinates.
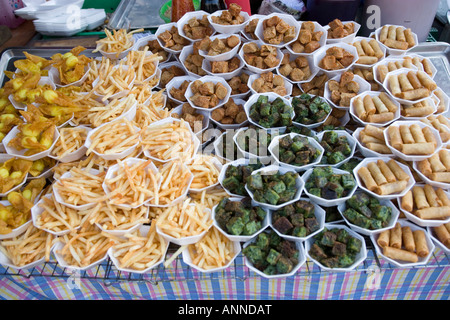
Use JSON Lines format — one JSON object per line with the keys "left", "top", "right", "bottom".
{"left": 319, "top": 130, "right": 353, "bottom": 165}
{"left": 222, "top": 161, "right": 263, "bottom": 196}
{"left": 248, "top": 95, "right": 294, "bottom": 128}
{"left": 272, "top": 200, "right": 320, "bottom": 238}
{"left": 292, "top": 94, "right": 332, "bottom": 125}
{"left": 275, "top": 134, "right": 321, "bottom": 167}
{"left": 305, "top": 166, "right": 356, "bottom": 200}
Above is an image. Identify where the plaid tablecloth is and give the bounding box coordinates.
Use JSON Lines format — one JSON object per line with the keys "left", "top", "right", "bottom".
{"left": 1, "top": 245, "right": 448, "bottom": 300}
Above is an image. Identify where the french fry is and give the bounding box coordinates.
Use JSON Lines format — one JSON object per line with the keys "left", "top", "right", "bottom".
{"left": 187, "top": 155, "right": 221, "bottom": 190}
{"left": 50, "top": 127, "right": 88, "bottom": 160}
{"left": 93, "top": 28, "right": 144, "bottom": 57}
{"left": 124, "top": 49, "right": 162, "bottom": 85}
{"left": 87, "top": 94, "right": 138, "bottom": 128}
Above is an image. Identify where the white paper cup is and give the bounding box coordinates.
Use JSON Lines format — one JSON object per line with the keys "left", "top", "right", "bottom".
{"left": 0, "top": 154, "right": 28, "bottom": 197}
{"left": 254, "top": 13, "right": 301, "bottom": 49}
{"left": 155, "top": 22, "right": 191, "bottom": 55}
{"left": 315, "top": 130, "right": 357, "bottom": 168}
{"left": 268, "top": 132, "right": 324, "bottom": 172}
{"left": 0, "top": 200, "right": 32, "bottom": 240}
{"left": 48, "top": 65, "right": 90, "bottom": 88}
{"left": 383, "top": 120, "right": 443, "bottom": 162}
{"left": 313, "top": 42, "right": 359, "bottom": 78}
{"left": 185, "top": 75, "right": 232, "bottom": 112}
{"left": 302, "top": 167, "right": 357, "bottom": 207}
{"left": 290, "top": 94, "right": 332, "bottom": 129}
{"left": 202, "top": 56, "right": 245, "bottom": 80}
{"left": 427, "top": 225, "right": 450, "bottom": 254}
{"left": 374, "top": 24, "right": 418, "bottom": 56}
{"left": 324, "top": 21, "right": 361, "bottom": 44}
{"left": 352, "top": 127, "right": 394, "bottom": 158}
{"left": 53, "top": 239, "right": 108, "bottom": 272}
{"left": 165, "top": 75, "right": 195, "bottom": 105}
{"left": 3, "top": 126, "right": 60, "bottom": 162}
{"left": 351, "top": 36, "right": 386, "bottom": 69}
{"left": 198, "top": 33, "right": 242, "bottom": 62}
{"left": 372, "top": 57, "right": 419, "bottom": 86}
{"left": 96, "top": 37, "right": 135, "bottom": 60}
{"left": 305, "top": 223, "right": 367, "bottom": 272}
{"left": 370, "top": 219, "right": 435, "bottom": 268}
{"left": 181, "top": 227, "right": 241, "bottom": 274}
{"left": 349, "top": 91, "right": 401, "bottom": 127}
{"left": 157, "top": 61, "right": 187, "bottom": 89}
{"left": 208, "top": 98, "right": 249, "bottom": 130}
{"left": 243, "top": 92, "right": 294, "bottom": 131}
{"left": 269, "top": 197, "right": 326, "bottom": 242}
{"left": 238, "top": 40, "right": 283, "bottom": 74}
{"left": 207, "top": 10, "right": 250, "bottom": 34}
{"left": 177, "top": 44, "right": 204, "bottom": 79}
{"left": 324, "top": 74, "right": 371, "bottom": 110}
{"left": 48, "top": 126, "right": 91, "bottom": 163}
{"left": 177, "top": 10, "right": 215, "bottom": 42}
{"left": 240, "top": 14, "right": 264, "bottom": 41}
{"left": 285, "top": 21, "right": 328, "bottom": 56}
{"left": 244, "top": 164, "right": 305, "bottom": 211}
{"left": 247, "top": 72, "right": 293, "bottom": 98}
{"left": 242, "top": 228, "right": 306, "bottom": 279}
{"left": 133, "top": 33, "right": 172, "bottom": 63}
{"left": 213, "top": 130, "right": 244, "bottom": 163}
{"left": 187, "top": 154, "right": 223, "bottom": 193}
{"left": 412, "top": 158, "right": 450, "bottom": 190}
{"left": 337, "top": 192, "right": 401, "bottom": 236}
{"left": 352, "top": 157, "right": 415, "bottom": 200}
{"left": 8, "top": 77, "right": 56, "bottom": 110}
{"left": 218, "top": 157, "right": 263, "bottom": 198}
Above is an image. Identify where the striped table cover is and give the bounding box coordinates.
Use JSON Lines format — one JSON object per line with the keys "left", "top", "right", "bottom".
{"left": 0, "top": 246, "right": 448, "bottom": 300}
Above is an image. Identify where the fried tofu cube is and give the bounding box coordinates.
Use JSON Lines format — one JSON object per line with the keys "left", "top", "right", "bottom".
{"left": 294, "top": 56, "right": 308, "bottom": 68}
{"left": 291, "top": 41, "right": 305, "bottom": 53}
{"left": 243, "top": 42, "right": 259, "bottom": 53}
{"left": 298, "top": 29, "right": 312, "bottom": 45}
{"left": 332, "top": 26, "right": 348, "bottom": 39}
{"left": 198, "top": 82, "right": 215, "bottom": 95}
{"left": 263, "top": 54, "right": 280, "bottom": 68}
{"left": 327, "top": 46, "right": 344, "bottom": 59}
{"left": 302, "top": 21, "right": 315, "bottom": 32}
{"left": 290, "top": 68, "right": 305, "bottom": 81}
{"left": 220, "top": 10, "right": 233, "bottom": 23}
{"left": 263, "top": 26, "right": 277, "bottom": 40}
{"left": 304, "top": 41, "right": 320, "bottom": 53}
{"left": 339, "top": 93, "right": 356, "bottom": 106}
{"left": 229, "top": 3, "right": 242, "bottom": 17}
{"left": 211, "top": 60, "right": 229, "bottom": 74}
{"left": 276, "top": 20, "right": 290, "bottom": 34}
{"left": 266, "top": 16, "right": 280, "bottom": 27}
{"left": 328, "top": 18, "right": 344, "bottom": 30}
{"left": 215, "top": 83, "right": 228, "bottom": 100}
{"left": 226, "top": 35, "right": 240, "bottom": 48}
{"left": 279, "top": 63, "right": 293, "bottom": 77}
{"left": 283, "top": 26, "right": 297, "bottom": 43}
{"left": 191, "top": 93, "right": 211, "bottom": 108}
{"left": 340, "top": 52, "right": 355, "bottom": 67}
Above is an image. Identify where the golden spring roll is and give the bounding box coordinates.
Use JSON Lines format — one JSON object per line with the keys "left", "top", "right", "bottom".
{"left": 395, "top": 27, "right": 406, "bottom": 42}
{"left": 383, "top": 246, "right": 418, "bottom": 263}
{"left": 401, "top": 190, "right": 414, "bottom": 212}
{"left": 361, "top": 68, "right": 374, "bottom": 81}
{"left": 377, "top": 159, "right": 396, "bottom": 183}
{"left": 423, "top": 184, "right": 442, "bottom": 207}
{"left": 388, "top": 125, "right": 403, "bottom": 150}
{"left": 378, "top": 92, "right": 398, "bottom": 113}
{"left": 402, "top": 102, "right": 435, "bottom": 118}
{"left": 416, "top": 158, "right": 432, "bottom": 176}
{"left": 377, "top": 64, "right": 389, "bottom": 82}
{"left": 397, "top": 87, "right": 431, "bottom": 101}
{"left": 369, "top": 39, "right": 384, "bottom": 59}
{"left": 353, "top": 97, "right": 367, "bottom": 120}
{"left": 363, "top": 94, "right": 377, "bottom": 115}
{"left": 357, "top": 56, "right": 379, "bottom": 65}
{"left": 402, "top": 226, "right": 416, "bottom": 252}
{"left": 367, "top": 112, "right": 394, "bottom": 124}
{"left": 436, "top": 188, "right": 450, "bottom": 206}
{"left": 404, "top": 28, "right": 416, "bottom": 48}
{"left": 358, "top": 166, "right": 378, "bottom": 192}
{"left": 412, "top": 186, "right": 430, "bottom": 210}
{"left": 387, "top": 25, "right": 397, "bottom": 40}
{"left": 433, "top": 224, "right": 450, "bottom": 248}
{"left": 406, "top": 71, "right": 422, "bottom": 89}
{"left": 389, "top": 222, "right": 402, "bottom": 249}
{"left": 387, "top": 159, "right": 410, "bottom": 181}
{"left": 388, "top": 74, "right": 401, "bottom": 96}
{"left": 365, "top": 124, "right": 385, "bottom": 141}
{"left": 384, "top": 39, "right": 409, "bottom": 50}
{"left": 413, "top": 229, "right": 429, "bottom": 257}
{"left": 379, "top": 25, "right": 389, "bottom": 42}
{"left": 372, "top": 95, "right": 389, "bottom": 114}
{"left": 438, "top": 149, "right": 450, "bottom": 171}
{"left": 374, "top": 180, "right": 407, "bottom": 195}
{"left": 416, "top": 71, "right": 437, "bottom": 91}
{"left": 410, "top": 124, "right": 427, "bottom": 143}
{"left": 400, "top": 142, "right": 435, "bottom": 155}
{"left": 415, "top": 206, "right": 450, "bottom": 220}
{"left": 367, "top": 161, "right": 388, "bottom": 185}
{"left": 377, "top": 229, "right": 390, "bottom": 247}
{"left": 399, "top": 125, "right": 415, "bottom": 144}
{"left": 361, "top": 39, "right": 375, "bottom": 56}
{"left": 422, "top": 126, "right": 437, "bottom": 148}
{"left": 398, "top": 73, "right": 414, "bottom": 92}
{"left": 353, "top": 41, "right": 365, "bottom": 56}
{"left": 429, "top": 172, "right": 450, "bottom": 183}
{"left": 403, "top": 56, "right": 413, "bottom": 68}
{"left": 365, "top": 142, "right": 392, "bottom": 154}
{"left": 422, "top": 59, "right": 434, "bottom": 76}
{"left": 428, "top": 153, "right": 447, "bottom": 172}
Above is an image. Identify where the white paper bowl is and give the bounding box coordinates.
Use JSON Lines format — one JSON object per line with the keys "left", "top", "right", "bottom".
{"left": 48, "top": 125, "right": 91, "bottom": 163}
{"left": 427, "top": 225, "right": 450, "bottom": 254}
{"left": 53, "top": 238, "right": 108, "bottom": 272}
{"left": 403, "top": 54, "right": 438, "bottom": 79}
{"left": 302, "top": 167, "right": 357, "bottom": 207}
{"left": 181, "top": 228, "right": 242, "bottom": 274}
{"left": 198, "top": 33, "right": 242, "bottom": 62}
{"left": 324, "top": 73, "right": 371, "bottom": 110}
{"left": 254, "top": 13, "right": 301, "bottom": 49}
{"left": 238, "top": 40, "right": 283, "bottom": 74}
{"left": 240, "top": 14, "right": 265, "bottom": 41}
{"left": 242, "top": 229, "right": 307, "bottom": 279}
{"left": 0, "top": 233, "right": 54, "bottom": 269}
{"left": 232, "top": 126, "right": 277, "bottom": 165}
{"left": 313, "top": 42, "right": 359, "bottom": 78}
{"left": 208, "top": 98, "right": 249, "bottom": 130}
{"left": 351, "top": 36, "right": 386, "bottom": 69}
{"left": 102, "top": 157, "right": 161, "bottom": 209}
{"left": 202, "top": 56, "right": 245, "bottom": 80}
{"left": 285, "top": 21, "right": 328, "bottom": 56}
{"left": 207, "top": 9, "right": 250, "bottom": 34}
{"left": 165, "top": 75, "right": 195, "bottom": 105}
{"left": 8, "top": 77, "right": 56, "bottom": 111}
{"left": 185, "top": 75, "right": 232, "bottom": 112}
{"left": 349, "top": 91, "right": 401, "bottom": 127}
{"left": 92, "top": 65, "right": 136, "bottom": 101}
{"left": 85, "top": 121, "right": 140, "bottom": 161}
{"left": 212, "top": 198, "right": 270, "bottom": 242}
{"left": 396, "top": 186, "right": 450, "bottom": 228}
{"left": 243, "top": 92, "right": 294, "bottom": 131}
{"left": 324, "top": 20, "right": 361, "bottom": 44}
{"left": 107, "top": 224, "right": 169, "bottom": 274}
{"left": 0, "top": 200, "right": 32, "bottom": 240}
{"left": 412, "top": 158, "right": 450, "bottom": 190}
{"left": 48, "top": 65, "right": 90, "bottom": 88}
{"left": 370, "top": 219, "right": 435, "bottom": 268}
{"left": 187, "top": 154, "right": 223, "bottom": 193}
{"left": 157, "top": 61, "right": 188, "bottom": 89}
{"left": 383, "top": 120, "right": 443, "bottom": 162}
{"left": 3, "top": 126, "right": 60, "bottom": 162}
{"left": 247, "top": 72, "right": 293, "bottom": 98}
{"left": 352, "top": 157, "right": 415, "bottom": 200}
{"left": 155, "top": 22, "right": 191, "bottom": 55}
{"left": 305, "top": 223, "right": 367, "bottom": 272}
{"left": 372, "top": 57, "right": 419, "bottom": 86}
{"left": 399, "top": 97, "right": 437, "bottom": 121}
{"left": 382, "top": 68, "right": 436, "bottom": 106}
{"left": 52, "top": 168, "right": 102, "bottom": 210}
{"left": 213, "top": 130, "right": 244, "bottom": 163}
{"left": 95, "top": 205, "right": 151, "bottom": 237}
{"left": 276, "top": 53, "right": 319, "bottom": 85}
{"left": 352, "top": 127, "right": 394, "bottom": 158}
{"left": 133, "top": 33, "right": 172, "bottom": 63}
{"left": 218, "top": 157, "right": 263, "bottom": 198}
{"left": 141, "top": 117, "right": 199, "bottom": 163}
{"left": 31, "top": 194, "right": 77, "bottom": 236}
{"left": 177, "top": 10, "right": 214, "bottom": 42}
{"left": 244, "top": 164, "right": 305, "bottom": 211}
{"left": 337, "top": 192, "right": 401, "bottom": 236}
{"left": 268, "top": 132, "right": 324, "bottom": 172}
{"left": 169, "top": 103, "right": 210, "bottom": 136}
{"left": 156, "top": 205, "right": 213, "bottom": 246}
{"left": 97, "top": 35, "right": 135, "bottom": 60}
{"left": 374, "top": 24, "right": 418, "bottom": 56}
{"left": 290, "top": 94, "right": 332, "bottom": 129}
{"left": 269, "top": 197, "right": 326, "bottom": 241}
{"left": 177, "top": 45, "right": 204, "bottom": 79}
{"left": 315, "top": 130, "right": 357, "bottom": 168}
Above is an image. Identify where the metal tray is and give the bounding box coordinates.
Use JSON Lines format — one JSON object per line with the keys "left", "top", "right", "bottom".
{"left": 107, "top": 0, "right": 169, "bottom": 30}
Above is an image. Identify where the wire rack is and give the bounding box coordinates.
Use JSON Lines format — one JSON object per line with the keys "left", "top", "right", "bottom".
{"left": 1, "top": 236, "right": 449, "bottom": 286}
